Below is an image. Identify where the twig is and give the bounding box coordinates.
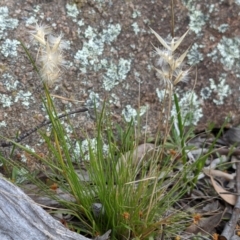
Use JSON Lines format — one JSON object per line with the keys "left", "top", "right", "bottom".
{"left": 221, "top": 157, "right": 240, "bottom": 239}
{"left": 0, "top": 107, "right": 88, "bottom": 148}
{"left": 213, "top": 148, "right": 240, "bottom": 157}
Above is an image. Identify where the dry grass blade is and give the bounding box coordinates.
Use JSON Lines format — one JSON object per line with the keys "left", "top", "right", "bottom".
{"left": 175, "top": 47, "right": 190, "bottom": 68}
{"left": 150, "top": 27, "right": 171, "bottom": 51}
{"left": 173, "top": 69, "right": 189, "bottom": 85}
{"left": 172, "top": 29, "right": 189, "bottom": 51}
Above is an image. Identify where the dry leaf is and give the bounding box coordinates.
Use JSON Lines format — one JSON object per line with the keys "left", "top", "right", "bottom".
{"left": 210, "top": 175, "right": 236, "bottom": 205}
{"left": 203, "top": 169, "right": 237, "bottom": 205}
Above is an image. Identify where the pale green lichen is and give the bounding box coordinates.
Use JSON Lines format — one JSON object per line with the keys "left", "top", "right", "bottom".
{"left": 200, "top": 87, "right": 212, "bottom": 99}
{"left": 189, "top": 10, "right": 206, "bottom": 34}
{"left": 132, "top": 10, "right": 141, "bottom": 19}
{"left": 0, "top": 6, "right": 19, "bottom": 39}
{"left": 132, "top": 22, "right": 140, "bottom": 35}
{"left": 78, "top": 19, "right": 84, "bottom": 26}
{"left": 25, "top": 5, "right": 43, "bottom": 26}
{"left": 102, "top": 62, "right": 118, "bottom": 91}
{"left": 72, "top": 141, "right": 81, "bottom": 160}
{"left": 33, "top": 5, "right": 40, "bottom": 13}
{"left": 24, "top": 145, "right": 36, "bottom": 153}
{"left": 66, "top": 3, "right": 79, "bottom": 20}
{"left": 75, "top": 24, "right": 121, "bottom": 70}
{"left": 84, "top": 26, "right": 97, "bottom": 39}
{"left": 217, "top": 37, "right": 240, "bottom": 70}
{"left": 0, "top": 121, "right": 7, "bottom": 128}
{"left": 157, "top": 88, "right": 203, "bottom": 126}
{"left": 156, "top": 88, "right": 169, "bottom": 102}
{"left": 60, "top": 121, "right": 73, "bottom": 134}
{"left": 75, "top": 38, "right": 104, "bottom": 67}
{"left": 74, "top": 23, "right": 131, "bottom": 91}
{"left": 208, "top": 4, "right": 215, "bottom": 13}
{"left": 19, "top": 145, "right": 35, "bottom": 164}
{"left": 117, "top": 58, "right": 132, "bottom": 80}
{"left": 14, "top": 91, "right": 35, "bottom": 108}
{"left": 181, "top": 0, "right": 196, "bottom": 10}
{"left": 207, "top": 48, "right": 218, "bottom": 62}
{"left": 122, "top": 105, "right": 147, "bottom": 123}
{"left": 139, "top": 105, "right": 148, "bottom": 116}
{"left": 2, "top": 73, "right": 19, "bottom": 90}
{"left": 130, "top": 44, "right": 135, "bottom": 49}
{"left": 14, "top": 168, "right": 29, "bottom": 184}
{"left": 209, "top": 75, "right": 231, "bottom": 105}
{"left": 0, "top": 94, "right": 13, "bottom": 107}
{"left": 122, "top": 105, "right": 137, "bottom": 122}
{"left": 25, "top": 16, "right": 38, "bottom": 26}
{"left": 209, "top": 36, "right": 215, "bottom": 41}
{"left": 207, "top": 36, "right": 240, "bottom": 77}
{"left": 171, "top": 91, "right": 203, "bottom": 126}
{"left": 80, "top": 138, "right": 109, "bottom": 161}
{"left": 187, "top": 43, "right": 204, "bottom": 65}
{"left": 109, "top": 93, "right": 120, "bottom": 106}
{"left": 86, "top": 91, "right": 101, "bottom": 108}
{"left": 101, "top": 24, "right": 121, "bottom": 44}
{"left": 0, "top": 39, "right": 20, "bottom": 57}
{"left": 102, "top": 58, "right": 131, "bottom": 91}
{"left": 218, "top": 24, "right": 229, "bottom": 33}
{"left": 181, "top": 1, "right": 206, "bottom": 34}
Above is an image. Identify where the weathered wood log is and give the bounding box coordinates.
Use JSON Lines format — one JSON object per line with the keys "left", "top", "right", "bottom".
{"left": 0, "top": 176, "right": 110, "bottom": 240}
{"left": 22, "top": 183, "right": 76, "bottom": 207}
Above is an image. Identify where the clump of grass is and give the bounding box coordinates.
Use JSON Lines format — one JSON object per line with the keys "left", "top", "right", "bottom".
{"left": 6, "top": 95, "right": 195, "bottom": 239}
{"left": 0, "top": 21, "right": 215, "bottom": 240}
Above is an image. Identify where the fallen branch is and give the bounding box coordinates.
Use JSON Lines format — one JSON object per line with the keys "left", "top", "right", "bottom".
{"left": 0, "top": 176, "right": 110, "bottom": 240}
{"left": 221, "top": 158, "right": 240, "bottom": 239}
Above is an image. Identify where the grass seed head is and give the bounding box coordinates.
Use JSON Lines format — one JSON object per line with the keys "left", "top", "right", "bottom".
{"left": 29, "top": 23, "right": 66, "bottom": 86}
{"left": 151, "top": 28, "right": 190, "bottom": 88}
{"left": 29, "top": 23, "right": 52, "bottom": 45}
{"left": 48, "top": 33, "right": 68, "bottom": 51}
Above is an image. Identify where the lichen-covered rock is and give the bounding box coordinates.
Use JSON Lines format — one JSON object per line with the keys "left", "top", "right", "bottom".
{"left": 0, "top": 0, "right": 239, "bottom": 151}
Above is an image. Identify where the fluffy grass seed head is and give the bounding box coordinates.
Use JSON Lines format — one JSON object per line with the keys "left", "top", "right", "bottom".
{"left": 29, "top": 23, "right": 66, "bottom": 86}
{"left": 29, "top": 23, "right": 52, "bottom": 45}
{"left": 38, "top": 41, "right": 65, "bottom": 85}
{"left": 47, "top": 33, "right": 68, "bottom": 51}
{"left": 151, "top": 28, "right": 190, "bottom": 89}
